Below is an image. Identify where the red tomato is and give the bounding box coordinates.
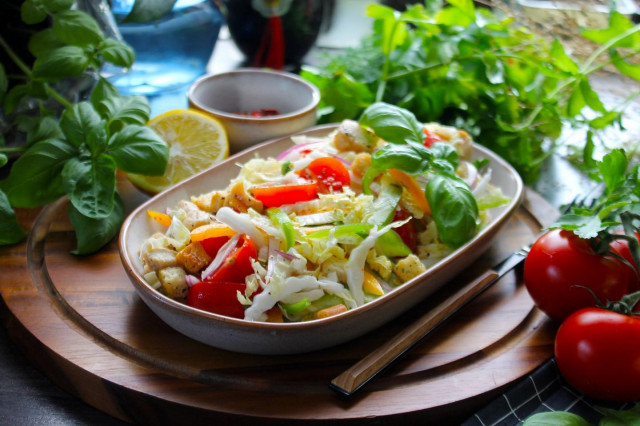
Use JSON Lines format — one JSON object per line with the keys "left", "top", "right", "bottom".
{"left": 252, "top": 182, "right": 318, "bottom": 207}
{"left": 199, "top": 236, "right": 230, "bottom": 258}
{"left": 208, "top": 234, "right": 257, "bottom": 283}
{"left": 609, "top": 231, "right": 640, "bottom": 292}
{"left": 555, "top": 307, "right": 640, "bottom": 401}
{"left": 524, "top": 229, "right": 631, "bottom": 322}
{"left": 302, "top": 157, "right": 351, "bottom": 194}
{"left": 187, "top": 281, "right": 246, "bottom": 318}
{"left": 392, "top": 208, "right": 418, "bottom": 252}
{"left": 423, "top": 128, "right": 442, "bottom": 148}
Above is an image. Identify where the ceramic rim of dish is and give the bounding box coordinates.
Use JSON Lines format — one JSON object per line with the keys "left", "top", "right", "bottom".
{"left": 187, "top": 68, "right": 321, "bottom": 123}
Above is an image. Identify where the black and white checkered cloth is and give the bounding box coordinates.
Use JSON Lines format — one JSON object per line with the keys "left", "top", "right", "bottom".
{"left": 463, "top": 359, "right": 636, "bottom": 425}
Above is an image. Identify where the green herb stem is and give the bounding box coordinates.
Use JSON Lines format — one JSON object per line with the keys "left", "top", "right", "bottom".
{"left": 0, "top": 147, "right": 26, "bottom": 153}
{"left": 376, "top": 18, "right": 401, "bottom": 102}
{"left": 45, "top": 85, "right": 73, "bottom": 109}
{"left": 0, "top": 35, "right": 33, "bottom": 78}
{"left": 581, "top": 23, "right": 640, "bottom": 73}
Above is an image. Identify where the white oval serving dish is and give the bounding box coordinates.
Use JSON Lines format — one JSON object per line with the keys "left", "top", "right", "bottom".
{"left": 119, "top": 124, "right": 523, "bottom": 355}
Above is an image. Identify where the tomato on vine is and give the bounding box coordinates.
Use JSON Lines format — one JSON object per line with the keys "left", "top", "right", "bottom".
{"left": 554, "top": 292, "right": 640, "bottom": 402}
{"left": 523, "top": 229, "right": 632, "bottom": 322}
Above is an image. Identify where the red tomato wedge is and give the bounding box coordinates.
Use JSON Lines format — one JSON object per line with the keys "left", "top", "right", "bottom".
{"left": 208, "top": 234, "right": 257, "bottom": 283}
{"left": 252, "top": 182, "right": 318, "bottom": 207}
{"left": 187, "top": 281, "right": 247, "bottom": 318}
{"left": 302, "top": 157, "right": 351, "bottom": 194}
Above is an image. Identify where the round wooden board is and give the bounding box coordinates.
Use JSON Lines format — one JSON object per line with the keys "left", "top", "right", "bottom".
{"left": 0, "top": 178, "right": 559, "bottom": 425}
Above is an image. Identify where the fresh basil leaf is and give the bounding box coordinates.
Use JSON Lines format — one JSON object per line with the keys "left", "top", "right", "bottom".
{"left": 430, "top": 142, "right": 459, "bottom": 173}
{"left": 97, "top": 38, "right": 135, "bottom": 68}
{"left": 26, "top": 115, "right": 64, "bottom": 148}
{"left": 4, "top": 84, "right": 29, "bottom": 114}
{"left": 2, "top": 139, "right": 77, "bottom": 207}
{"left": 0, "top": 154, "right": 7, "bottom": 168}
{"left": 522, "top": 411, "right": 592, "bottom": 426}
{"left": 90, "top": 77, "right": 120, "bottom": 110}
{"left": 42, "top": 0, "right": 74, "bottom": 12}
{"left": 62, "top": 154, "right": 116, "bottom": 219}
{"left": 599, "top": 405, "right": 640, "bottom": 426}
{"left": 97, "top": 95, "right": 150, "bottom": 132}
{"left": 371, "top": 142, "right": 433, "bottom": 175}
{"left": 0, "top": 190, "right": 27, "bottom": 246}
{"left": 425, "top": 173, "right": 478, "bottom": 248}
{"left": 86, "top": 125, "right": 108, "bottom": 157}
{"left": 28, "top": 29, "right": 65, "bottom": 57}
{"left": 107, "top": 125, "right": 169, "bottom": 175}
{"left": 32, "top": 46, "right": 90, "bottom": 81}
{"left": 123, "top": 0, "right": 177, "bottom": 23}
{"left": 68, "top": 192, "right": 124, "bottom": 255}
{"left": 599, "top": 148, "right": 628, "bottom": 194}
{"left": 21, "top": 0, "right": 47, "bottom": 24}
{"left": 59, "top": 102, "right": 102, "bottom": 147}
{"left": 52, "top": 10, "right": 104, "bottom": 47}
{"left": 360, "top": 102, "right": 424, "bottom": 145}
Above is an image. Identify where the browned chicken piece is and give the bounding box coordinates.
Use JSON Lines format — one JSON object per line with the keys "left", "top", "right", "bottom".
{"left": 176, "top": 242, "right": 212, "bottom": 274}
{"left": 192, "top": 190, "right": 227, "bottom": 213}
{"left": 224, "top": 180, "right": 264, "bottom": 213}
{"left": 157, "top": 267, "right": 188, "bottom": 300}
{"left": 177, "top": 200, "right": 211, "bottom": 230}
{"left": 332, "top": 119, "right": 377, "bottom": 153}
{"left": 141, "top": 247, "right": 178, "bottom": 273}
{"left": 351, "top": 152, "right": 372, "bottom": 179}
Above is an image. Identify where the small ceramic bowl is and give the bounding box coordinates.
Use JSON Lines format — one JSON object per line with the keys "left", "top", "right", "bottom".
{"left": 187, "top": 69, "right": 320, "bottom": 153}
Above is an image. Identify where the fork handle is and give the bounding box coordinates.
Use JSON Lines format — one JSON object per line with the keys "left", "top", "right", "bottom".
{"left": 329, "top": 269, "right": 500, "bottom": 396}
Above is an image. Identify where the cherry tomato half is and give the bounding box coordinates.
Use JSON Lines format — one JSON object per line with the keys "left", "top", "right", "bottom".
{"left": 555, "top": 307, "right": 640, "bottom": 401}
{"left": 392, "top": 207, "right": 418, "bottom": 252}
{"left": 187, "top": 281, "right": 247, "bottom": 318}
{"left": 423, "top": 128, "right": 442, "bottom": 148}
{"left": 208, "top": 234, "right": 257, "bottom": 283}
{"left": 523, "top": 229, "right": 631, "bottom": 322}
{"left": 302, "top": 157, "right": 351, "bottom": 194}
{"left": 252, "top": 182, "right": 318, "bottom": 207}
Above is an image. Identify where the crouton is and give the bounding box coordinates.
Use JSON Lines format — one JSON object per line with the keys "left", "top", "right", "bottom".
{"left": 176, "top": 242, "right": 212, "bottom": 274}
{"left": 141, "top": 248, "right": 178, "bottom": 273}
{"left": 225, "top": 180, "right": 264, "bottom": 213}
{"left": 158, "top": 267, "right": 188, "bottom": 300}
{"left": 394, "top": 254, "right": 426, "bottom": 282}
{"left": 177, "top": 200, "right": 211, "bottom": 230}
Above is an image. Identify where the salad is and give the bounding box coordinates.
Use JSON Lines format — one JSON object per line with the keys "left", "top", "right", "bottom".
{"left": 139, "top": 103, "right": 509, "bottom": 322}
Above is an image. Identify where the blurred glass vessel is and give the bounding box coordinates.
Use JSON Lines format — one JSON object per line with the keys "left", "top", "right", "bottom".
{"left": 108, "top": 0, "right": 223, "bottom": 96}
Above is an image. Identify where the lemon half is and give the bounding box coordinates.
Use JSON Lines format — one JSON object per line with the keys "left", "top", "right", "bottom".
{"left": 128, "top": 109, "right": 229, "bottom": 194}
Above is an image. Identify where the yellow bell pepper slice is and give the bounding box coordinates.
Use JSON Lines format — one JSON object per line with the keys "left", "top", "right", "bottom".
{"left": 387, "top": 168, "right": 431, "bottom": 215}
{"left": 147, "top": 210, "right": 172, "bottom": 226}
{"left": 363, "top": 270, "right": 384, "bottom": 296}
{"left": 190, "top": 223, "right": 236, "bottom": 242}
